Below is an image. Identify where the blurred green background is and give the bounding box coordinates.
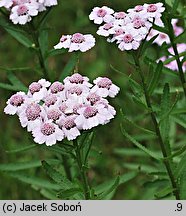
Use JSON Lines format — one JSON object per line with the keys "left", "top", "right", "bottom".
{"left": 0, "top": 0, "right": 185, "bottom": 200}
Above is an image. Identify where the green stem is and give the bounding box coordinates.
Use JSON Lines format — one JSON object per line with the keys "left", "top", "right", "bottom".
{"left": 132, "top": 54, "right": 180, "bottom": 200}
{"left": 30, "top": 23, "right": 49, "bottom": 80}
{"left": 73, "top": 139, "right": 90, "bottom": 200}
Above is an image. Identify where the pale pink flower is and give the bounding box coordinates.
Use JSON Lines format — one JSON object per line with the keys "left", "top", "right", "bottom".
{"left": 10, "top": 2, "right": 39, "bottom": 25}
{"left": 28, "top": 79, "right": 51, "bottom": 101}
{"left": 0, "top": 0, "right": 13, "bottom": 8}
{"left": 19, "top": 103, "right": 45, "bottom": 132}
{"left": 75, "top": 104, "right": 111, "bottom": 130}
{"left": 89, "top": 6, "right": 114, "bottom": 24}
{"left": 69, "top": 33, "right": 95, "bottom": 52}
{"left": 97, "top": 23, "right": 115, "bottom": 37}
{"left": 116, "top": 33, "right": 141, "bottom": 51}
{"left": 32, "top": 121, "right": 64, "bottom": 145}
{"left": 4, "top": 92, "right": 26, "bottom": 115}
{"left": 91, "top": 77, "right": 120, "bottom": 98}
{"left": 144, "top": 3, "right": 165, "bottom": 20}
{"left": 54, "top": 33, "right": 95, "bottom": 52}
{"left": 58, "top": 115, "right": 80, "bottom": 140}
{"left": 64, "top": 73, "right": 92, "bottom": 88}
{"left": 54, "top": 35, "right": 71, "bottom": 50}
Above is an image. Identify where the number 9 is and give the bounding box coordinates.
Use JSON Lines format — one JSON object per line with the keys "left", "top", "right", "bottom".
{"left": 177, "top": 203, "right": 182, "bottom": 211}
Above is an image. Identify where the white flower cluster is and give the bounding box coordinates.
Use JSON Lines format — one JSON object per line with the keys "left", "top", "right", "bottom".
{"left": 54, "top": 33, "right": 96, "bottom": 52}
{"left": 89, "top": 3, "right": 165, "bottom": 51}
{"left": 0, "top": 0, "right": 58, "bottom": 25}
{"left": 4, "top": 74, "right": 119, "bottom": 146}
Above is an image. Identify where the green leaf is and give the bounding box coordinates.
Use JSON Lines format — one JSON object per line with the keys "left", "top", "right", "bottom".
{"left": 114, "top": 148, "right": 150, "bottom": 157}
{"left": 139, "top": 34, "right": 159, "bottom": 55}
{"left": 147, "top": 61, "right": 163, "bottom": 96}
{"left": 59, "top": 53, "right": 79, "bottom": 81}
{"left": 154, "top": 187, "right": 174, "bottom": 199}
{"left": 144, "top": 56, "right": 179, "bottom": 78}
{"left": 159, "top": 84, "right": 171, "bottom": 155}
{"left": 120, "top": 109, "right": 155, "bottom": 135}
{"left": 6, "top": 172, "right": 61, "bottom": 190}
{"left": 0, "top": 66, "right": 31, "bottom": 72}
{"left": 38, "top": 29, "right": 48, "bottom": 59}
{"left": 42, "top": 160, "right": 73, "bottom": 189}
{"left": 47, "top": 48, "right": 67, "bottom": 58}
{"left": 94, "top": 172, "right": 137, "bottom": 199}
{"left": 0, "top": 159, "right": 60, "bottom": 171}
{"left": 132, "top": 96, "right": 149, "bottom": 110}
{"left": 96, "top": 176, "right": 120, "bottom": 200}
{"left": 42, "top": 144, "right": 75, "bottom": 157}
{"left": 39, "top": 188, "right": 59, "bottom": 200}
{"left": 172, "top": 115, "right": 186, "bottom": 128}
{"left": 129, "top": 77, "right": 143, "bottom": 97}
{"left": 0, "top": 17, "right": 33, "bottom": 48}
{"left": 0, "top": 82, "right": 27, "bottom": 91}
{"left": 81, "top": 132, "right": 94, "bottom": 164}
{"left": 7, "top": 72, "right": 27, "bottom": 90}
{"left": 123, "top": 162, "right": 159, "bottom": 173}
{"left": 176, "top": 152, "right": 186, "bottom": 199}
{"left": 57, "top": 188, "right": 82, "bottom": 199}
{"left": 121, "top": 125, "right": 161, "bottom": 161}
{"left": 5, "top": 144, "right": 37, "bottom": 154}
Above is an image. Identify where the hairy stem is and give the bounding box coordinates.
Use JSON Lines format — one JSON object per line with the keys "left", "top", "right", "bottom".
{"left": 73, "top": 139, "right": 90, "bottom": 200}
{"left": 132, "top": 54, "right": 180, "bottom": 200}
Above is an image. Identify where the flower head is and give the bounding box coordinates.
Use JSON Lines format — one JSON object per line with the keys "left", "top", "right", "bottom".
{"left": 89, "top": 6, "right": 114, "bottom": 24}
{"left": 4, "top": 73, "right": 119, "bottom": 145}
{"left": 54, "top": 33, "right": 95, "bottom": 52}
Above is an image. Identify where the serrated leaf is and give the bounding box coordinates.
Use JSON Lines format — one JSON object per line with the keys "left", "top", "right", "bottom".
{"left": 0, "top": 159, "right": 60, "bottom": 171}
{"left": 147, "top": 61, "right": 163, "bottom": 96}
{"left": 38, "top": 29, "right": 48, "bottom": 59}
{"left": 6, "top": 172, "right": 61, "bottom": 190}
{"left": 5, "top": 144, "right": 37, "bottom": 154}
{"left": 94, "top": 172, "right": 137, "bottom": 200}
{"left": 57, "top": 188, "right": 82, "bottom": 199}
{"left": 0, "top": 17, "right": 33, "bottom": 48}
{"left": 120, "top": 110, "right": 155, "bottom": 135}
{"left": 155, "top": 187, "right": 174, "bottom": 199}
{"left": 42, "top": 160, "right": 73, "bottom": 189}
{"left": 159, "top": 83, "right": 171, "bottom": 155}
{"left": 0, "top": 82, "right": 27, "bottom": 91}
{"left": 114, "top": 148, "right": 150, "bottom": 157}
{"left": 172, "top": 115, "right": 186, "bottom": 128}
{"left": 139, "top": 34, "right": 159, "bottom": 56}
{"left": 121, "top": 125, "right": 161, "bottom": 161}
{"left": 47, "top": 48, "right": 66, "bottom": 58}
{"left": 7, "top": 72, "right": 27, "bottom": 90}
{"left": 123, "top": 162, "right": 158, "bottom": 173}
{"left": 132, "top": 95, "right": 149, "bottom": 110}
{"left": 96, "top": 176, "right": 120, "bottom": 200}
{"left": 176, "top": 152, "right": 186, "bottom": 199}
{"left": 80, "top": 131, "right": 94, "bottom": 164}
{"left": 144, "top": 56, "right": 179, "bottom": 78}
